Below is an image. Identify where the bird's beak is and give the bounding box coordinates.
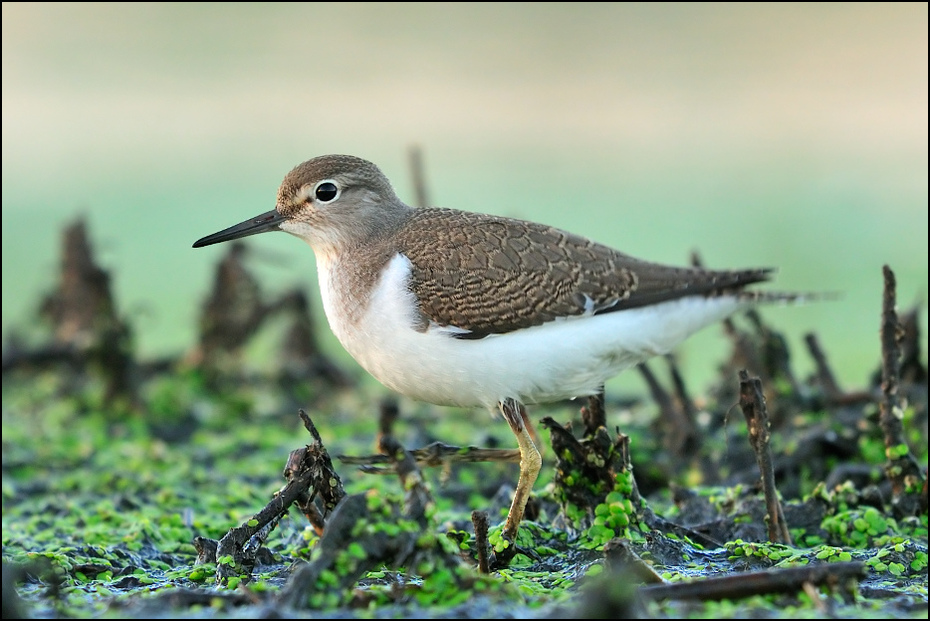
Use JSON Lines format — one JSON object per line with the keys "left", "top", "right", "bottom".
{"left": 192, "top": 209, "right": 287, "bottom": 248}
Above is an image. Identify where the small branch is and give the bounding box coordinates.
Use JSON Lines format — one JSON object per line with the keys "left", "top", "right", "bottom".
{"left": 897, "top": 302, "right": 928, "bottom": 384}
{"left": 878, "top": 265, "right": 925, "bottom": 516}
{"left": 638, "top": 363, "right": 676, "bottom": 418}
{"left": 297, "top": 410, "right": 348, "bottom": 515}
{"left": 722, "top": 319, "right": 766, "bottom": 386}
{"left": 804, "top": 332, "right": 842, "bottom": 399}
{"left": 666, "top": 355, "right": 700, "bottom": 431}
{"left": 472, "top": 510, "right": 491, "bottom": 574}
{"left": 212, "top": 410, "right": 346, "bottom": 584}
{"left": 379, "top": 435, "right": 432, "bottom": 527}
{"left": 214, "top": 453, "right": 308, "bottom": 584}
{"left": 195, "top": 242, "right": 269, "bottom": 371}
{"left": 377, "top": 397, "right": 400, "bottom": 442}
{"left": 580, "top": 388, "right": 606, "bottom": 436}
{"left": 746, "top": 309, "right": 801, "bottom": 400}
{"left": 640, "top": 561, "right": 865, "bottom": 602}
{"left": 339, "top": 442, "right": 520, "bottom": 473}
{"left": 738, "top": 370, "right": 791, "bottom": 544}
{"left": 638, "top": 363, "right": 696, "bottom": 458}
{"left": 278, "top": 429, "right": 464, "bottom": 610}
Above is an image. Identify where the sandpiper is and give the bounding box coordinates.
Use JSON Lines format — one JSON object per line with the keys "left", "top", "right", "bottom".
{"left": 193, "top": 154, "right": 796, "bottom": 561}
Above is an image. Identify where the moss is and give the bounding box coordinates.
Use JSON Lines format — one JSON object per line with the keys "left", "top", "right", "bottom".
{"left": 3, "top": 358, "right": 927, "bottom": 618}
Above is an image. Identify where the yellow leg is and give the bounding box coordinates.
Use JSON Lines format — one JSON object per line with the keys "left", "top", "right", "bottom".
{"left": 499, "top": 398, "right": 542, "bottom": 544}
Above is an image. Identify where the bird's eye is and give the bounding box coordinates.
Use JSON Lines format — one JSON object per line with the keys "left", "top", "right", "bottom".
{"left": 314, "top": 181, "right": 339, "bottom": 203}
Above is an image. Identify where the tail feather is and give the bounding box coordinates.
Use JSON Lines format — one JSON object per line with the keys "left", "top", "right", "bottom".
{"left": 735, "top": 289, "right": 840, "bottom": 305}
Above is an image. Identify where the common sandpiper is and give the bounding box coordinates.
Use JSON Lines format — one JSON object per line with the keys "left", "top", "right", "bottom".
{"left": 193, "top": 154, "right": 799, "bottom": 564}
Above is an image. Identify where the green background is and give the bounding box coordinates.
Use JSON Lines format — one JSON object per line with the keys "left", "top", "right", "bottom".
{"left": 3, "top": 3, "right": 927, "bottom": 397}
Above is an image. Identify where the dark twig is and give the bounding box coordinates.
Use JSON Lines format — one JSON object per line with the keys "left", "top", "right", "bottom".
{"left": 878, "top": 265, "right": 925, "bottom": 517}
{"left": 339, "top": 442, "right": 520, "bottom": 473}
{"left": 279, "top": 429, "right": 465, "bottom": 610}
{"left": 638, "top": 363, "right": 690, "bottom": 458}
{"left": 472, "top": 510, "right": 491, "bottom": 574}
{"left": 274, "top": 289, "right": 351, "bottom": 387}
{"left": 638, "top": 360, "right": 705, "bottom": 485}
{"left": 294, "top": 489, "right": 327, "bottom": 536}
{"left": 580, "top": 388, "right": 606, "bottom": 435}
{"left": 897, "top": 302, "right": 928, "bottom": 384}
{"left": 640, "top": 561, "right": 865, "bottom": 602}
{"left": 194, "top": 242, "right": 268, "bottom": 372}
{"left": 666, "top": 354, "right": 700, "bottom": 433}
{"left": 212, "top": 410, "right": 346, "bottom": 584}
{"left": 377, "top": 397, "right": 400, "bottom": 440}
{"left": 213, "top": 459, "right": 301, "bottom": 583}
{"left": 722, "top": 317, "right": 766, "bottom": 382}
{"left": 638, "top": 363, "right": 676, "bottom": 420}
{"left": 32, "top": 217, "right": 136, "bottom": 405}
{"left": 379, "top": 434, "right": 433, "bottom": 527}
{"left": 543, "top": 409, "right": 644, "bottom": 535}
{"left": 804, "top": 333, "right": 878, "bottom": 407}
{"left": 738, "top": 370, "right": 791, "bottom": 544}
{"left": 665, "top": 355, "right": 701, "bottom": 458}
{"left": 746, "top": 309, "right": 802, "bottom": 401}
{"left": 297, "top": 410, "right": 348, "bottom": 515}
{"left": 804, "top": 332, "right": 842, "bottom": 400}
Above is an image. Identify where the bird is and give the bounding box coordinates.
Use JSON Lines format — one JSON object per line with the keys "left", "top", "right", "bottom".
{"left": 193, "top": 154, "right": 798, "bottom": 563}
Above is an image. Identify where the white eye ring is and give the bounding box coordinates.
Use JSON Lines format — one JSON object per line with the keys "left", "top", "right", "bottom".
{"left": 313, "top": 179, "right": 340, "bottom": 203}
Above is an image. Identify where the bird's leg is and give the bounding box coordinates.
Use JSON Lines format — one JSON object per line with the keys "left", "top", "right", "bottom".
{"left": 521, "top": 405, "right": 544, "bottom": 458}
{"left": 495, "top": 397, "right": 542, "bottom": 565}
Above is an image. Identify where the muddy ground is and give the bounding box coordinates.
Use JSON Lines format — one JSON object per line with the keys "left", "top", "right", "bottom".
{"left": 1, "top": 221, "right": 927, "bottom": 618}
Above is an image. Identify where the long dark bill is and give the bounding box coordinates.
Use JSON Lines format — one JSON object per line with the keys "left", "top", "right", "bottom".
{"left": 192, "top": 210, "right": 287, "bottom": 248}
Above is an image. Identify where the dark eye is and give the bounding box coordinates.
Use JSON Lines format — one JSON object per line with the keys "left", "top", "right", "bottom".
{"left": 315, "top": 182, "right": 338, "bottom": 202}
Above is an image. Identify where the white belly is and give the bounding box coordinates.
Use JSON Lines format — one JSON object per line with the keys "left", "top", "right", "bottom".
{"left": 319, "top": 253, "right": 744, "bottom": 409}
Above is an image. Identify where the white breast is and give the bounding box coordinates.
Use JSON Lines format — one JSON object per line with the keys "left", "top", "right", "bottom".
{"left": 318, "top": 253, "right": 745, "bottom": 410}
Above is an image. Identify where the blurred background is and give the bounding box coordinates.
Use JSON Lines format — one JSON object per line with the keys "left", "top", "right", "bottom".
{"left": 2, "top": 3, "right": 927, "bottom": 395}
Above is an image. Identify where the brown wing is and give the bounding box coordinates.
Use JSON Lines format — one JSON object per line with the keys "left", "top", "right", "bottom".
{"left": 394, "top": 208, "right": 772, "bottom": 339}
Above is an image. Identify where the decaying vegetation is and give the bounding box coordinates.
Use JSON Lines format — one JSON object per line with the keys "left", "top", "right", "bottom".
{"left": 2, "top": 165, "right": 927, "bottom": 617}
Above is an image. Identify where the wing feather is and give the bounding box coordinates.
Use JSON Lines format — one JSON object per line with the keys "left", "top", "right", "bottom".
{"left": 389, "top": 208, "right": 772, "bottom": 339}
